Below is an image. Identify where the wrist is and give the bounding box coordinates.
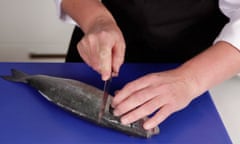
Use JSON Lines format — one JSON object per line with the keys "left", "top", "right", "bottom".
{"left": 173, "top": 65, "right": 203, "bottom": 100}
{"left": 86, "top": 14, "right": 117, "bottom": 34}
{"left": 177, "top": 42, "right": 240, "bottom": 100}
{"left": 61, "top": 0, "right": 116, "bottom": 33}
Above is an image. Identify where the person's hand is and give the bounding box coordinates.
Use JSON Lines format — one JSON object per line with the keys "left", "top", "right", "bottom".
{"left": 111, "top": 69, "right": 199, "bottom": 130}
{"left": 77, "top": 18, "right": 125, "bottom": 80}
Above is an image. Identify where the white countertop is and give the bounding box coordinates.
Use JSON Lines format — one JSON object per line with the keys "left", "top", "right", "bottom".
{"left": 210, "top": 76, "right": 240, "bottom": 144}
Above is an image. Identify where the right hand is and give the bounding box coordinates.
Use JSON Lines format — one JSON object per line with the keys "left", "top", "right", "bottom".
{"left": 77, "top": 18, "right": 126, "bottom": 80}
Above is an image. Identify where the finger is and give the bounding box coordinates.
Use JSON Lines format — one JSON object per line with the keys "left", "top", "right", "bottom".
{"left": 120, "top": 95, "right": 165, "bottom": 125}
{"left": 143, "top": 104, "right": 173, "bottom": 130}
{"left": 112, "top": 42, "right": 125, "bottom": 76}
{"left": 78, "top": 35, "right": 104, "bottom": 73}
{"left": 99, "top": 48, "right": 112, "bottom": 80}
{"left": 98, "top": 32, "right": 114, "bottom": 80}
{"left": 112, "top": 74, "right": 155, "bottom": 108}
{"left": 87, "top": 35, "right": 104, "bottom": 72}
{"left": 77, "top": 39, "right": 92, "bottom": 67}
{"left": 113, "top": 86, "right": 160, "bottom": 116}
{"left": 114, "top": 90, "right": 120, "bottom": 95}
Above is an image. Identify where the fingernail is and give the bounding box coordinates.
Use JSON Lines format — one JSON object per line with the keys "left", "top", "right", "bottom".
{"left": 111, "top": 103, "right": 116, "bottom": 108}
{"left": 112, "top": 72, "right": 118, "bottom": 77}
{"left": 121, "top": 117, "right": 129, "bottom": 125}
{"left": 111, "top": 97, "right": 120, "bottom": 108}
{"left": 114, "top": 90, "right": 120, "bottom": 95}
{"left": 143, "top": 122, "right": 152, "bottom": 130}
{"left": 113, "top": 109, "right": 120, "bottom": 116}
{"left": 102, "top": 75, "right": 108, "bottom": 81}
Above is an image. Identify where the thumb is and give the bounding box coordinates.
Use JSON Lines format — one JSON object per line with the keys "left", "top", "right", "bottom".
{"left": 112, "top": 42, "right": 125, "bottom": 77}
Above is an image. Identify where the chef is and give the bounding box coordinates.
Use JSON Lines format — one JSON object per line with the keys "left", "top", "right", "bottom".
{"left": 55, "top": 0, "right": 240, "bottom": 130}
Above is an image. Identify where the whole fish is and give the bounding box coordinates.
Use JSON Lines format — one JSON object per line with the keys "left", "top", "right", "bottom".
{"left": 1, "top": 69, "right": 159, "bottom": 138}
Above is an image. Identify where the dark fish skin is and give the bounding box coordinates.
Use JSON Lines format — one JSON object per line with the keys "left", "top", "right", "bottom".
{"left": 1, "top": 69, "right": 159, "bottom": 138}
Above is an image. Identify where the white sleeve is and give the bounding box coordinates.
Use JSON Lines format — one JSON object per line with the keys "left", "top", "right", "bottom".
{"left": 215, "top": 0, "right": 240, "bottom": 50}
{"left": 54, "top": 0, "right": 77, "bottom": 25}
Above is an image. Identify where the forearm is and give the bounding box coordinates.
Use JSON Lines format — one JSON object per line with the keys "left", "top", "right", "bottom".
{"left": 178, "top": 41, "right": 240, "bottom": 98}
{"left": 61, "top": 0, "right": 116, "bottom": 33}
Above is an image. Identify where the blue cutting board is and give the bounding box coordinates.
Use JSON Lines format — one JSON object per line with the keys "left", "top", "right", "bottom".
{"left": 0, "top": 63, "right": 232, "bottom": 144}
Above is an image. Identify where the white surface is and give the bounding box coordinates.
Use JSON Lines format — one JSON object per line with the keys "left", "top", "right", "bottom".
{"left": 0, "top": 0, "right": 73, "bottom": 62}
{"left": 210, "top": 76, "right": 240, "bottom": 144}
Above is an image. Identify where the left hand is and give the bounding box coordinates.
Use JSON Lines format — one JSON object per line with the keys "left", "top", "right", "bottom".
{"left": 111, "top": 69, "right": 199, "bottom": 130}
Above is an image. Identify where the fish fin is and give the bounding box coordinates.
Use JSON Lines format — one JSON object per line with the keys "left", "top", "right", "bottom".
{"left": 0, "top": 69, "right": 29, "bottom": 83}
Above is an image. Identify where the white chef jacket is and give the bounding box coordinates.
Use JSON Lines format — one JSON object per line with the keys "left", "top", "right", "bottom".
{"left": 54, "top": 0, "right": 240, "bottom": 50}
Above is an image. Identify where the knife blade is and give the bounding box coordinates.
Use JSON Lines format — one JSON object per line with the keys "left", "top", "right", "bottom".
{"left": 98, "top": 75, "right": 112, "bottom": 122}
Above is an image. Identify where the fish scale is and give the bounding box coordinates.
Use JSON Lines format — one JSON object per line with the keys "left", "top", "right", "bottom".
{"left": 1, "top": 69, "right": 159, "bottom": 138}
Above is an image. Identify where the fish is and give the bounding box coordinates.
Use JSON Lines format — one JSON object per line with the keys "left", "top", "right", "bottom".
{"left": 1, "top": 69, "right": 159, "bottom": 138}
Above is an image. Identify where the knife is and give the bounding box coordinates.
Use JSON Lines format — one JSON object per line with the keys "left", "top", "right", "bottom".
{"left": 98, "top": 75, "right": 112, "bottom": 122}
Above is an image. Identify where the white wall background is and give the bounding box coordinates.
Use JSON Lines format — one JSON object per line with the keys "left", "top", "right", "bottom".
{"left": 0, "top": 0, "right": 74, "bottom": 62}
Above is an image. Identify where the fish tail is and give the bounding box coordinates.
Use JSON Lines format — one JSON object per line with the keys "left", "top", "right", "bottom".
{"left": 1, "top": 69, "right": 29, "bottom": 83}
